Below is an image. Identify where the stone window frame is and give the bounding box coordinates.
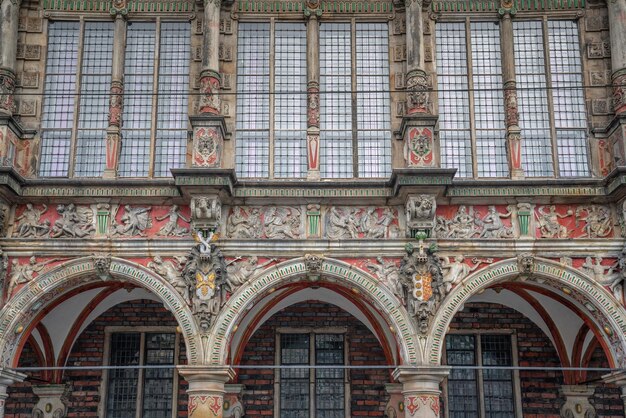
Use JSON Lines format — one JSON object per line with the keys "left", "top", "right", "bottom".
{"left": 433, "top": 10, "right": 592, "bottom": 179}
{"left": 99, "top": 326, "right": 181, "bottom": 418}
{"left": 38, "top": 14, "right": 192, "bottom": 179}
{"left": 233, "top": 14, "right": 394, "bottom": 180}
{"left": 273, "top": 326, "right": 351, "bottom": 418}
{"left": 442, "top": 329, "right": 523, "bottom": 418}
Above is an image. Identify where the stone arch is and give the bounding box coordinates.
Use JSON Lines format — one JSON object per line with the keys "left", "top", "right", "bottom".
{"left": 0, "top": 257, "right": 203, "bottom": 367}
{"left": 206, "top": 256, "right": 421, "bottom": 365}
{"left": 427, "top": 257, "right": 626, "bottom": 367}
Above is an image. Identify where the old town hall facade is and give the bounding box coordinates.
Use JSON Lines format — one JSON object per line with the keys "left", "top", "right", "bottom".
{"left": 0, "top": 0, "right": 625, "bottom": 417}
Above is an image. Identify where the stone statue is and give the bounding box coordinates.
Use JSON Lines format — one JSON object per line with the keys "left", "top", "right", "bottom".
{"left": 156, "top": 206, "right": 190, "bottom": 237}
{"left": 14, "top": 203, "right": 50, "bottom": 238}
{"left": 50, "top": 204, "right": 95, "bottom": 238}
{"left": 366, "top": 257, "right": 404, "bottom": 302}
{"left": 536, "top": 205, "right": 573, "bottom": 238}
{"left": 182, "top": 233, "right": 227, "bottom": 331}
{"left": 584, "top": 252, "right": 626, "bottom": 304}
{"left": 399, "top": 239, "right": 445, "bottom": 334}
{"left": 7, "top": 257, "right": 57, "bottom": 297}
{"left": 440, "top": 255, "right": 493, "bottom": 293}
{"left": 475, "top": 206, "right": 513, "bottom": 238}
{"left": 111, "top": 205, "right": 152, "bottom": 237}
{"left": 263, "top": 207, "right": 302, "bottom": 239}
{"left": 576, "top": 205, "right": 612, "bottom": 238}
{"left": 226, "top": 207, "right": 262, "bottom": 239}
{"left": 148, "top": 256, "right": 189, "bottom": 303}
{"left": 226, "top": 256, "right": 275, "bottom": 292}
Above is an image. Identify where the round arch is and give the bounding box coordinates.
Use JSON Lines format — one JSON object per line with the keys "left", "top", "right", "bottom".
{"left": 427, "top": 257, "right": 626, "bottom": 367}
{"left": 0, "top": 257, "right": 203, "bottom": 366}
{"left": 205, "top": 256, "right": 422, "bottom": 366}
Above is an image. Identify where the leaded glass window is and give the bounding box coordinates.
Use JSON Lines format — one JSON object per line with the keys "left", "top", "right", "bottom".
{"left": 445, "top": 334, "right": 517, "bottom": 418}
{"left": 514, "top": 19, "right": 589, "bottom": 177}
{"left": 235, "top": 21, "right": 391, "bottom": 179}
{"left": 435, "top": 21, "right": 508, "bottom": 178}
{"left": 39, "top": 20, "right": 190, "bottom": 178}
{"left": 279, "top": 333, "right": 346, "bottom": 418}
{"left": 105, "top": 331, "right": 177, "bottom": 418}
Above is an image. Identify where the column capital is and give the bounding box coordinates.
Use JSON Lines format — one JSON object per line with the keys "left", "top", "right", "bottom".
{"left": 0, "top": 367, "right": 25, "bottom": 389}
{"left": 392, "top": 366, "right": 450, "bottom": 391}
{"left": 178, "top": 365, "right": 235, "bottom": 385}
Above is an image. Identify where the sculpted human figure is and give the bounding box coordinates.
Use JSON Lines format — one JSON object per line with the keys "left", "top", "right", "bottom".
{"left": 326, "top": 207, "right": 351, "bottom": 239}
{"left": 227, "top": 207, "right": 262, "bottom": 238}
{"left": 156, "top": 205, "right": 190, "bottom": 237}
{"left": 226, "top": 256, "right": 275, "bottom": 291}
{"left": 366, "top": 257, "right": 404, "bottom": 302}
{"left": 148, "top": 256, "right": 189, "bottom": 303}
{"left": 438, "top": 205, "right": 476, "bottom": 238}
{"left": 577, "top": 205, "right": 612, "bottom": 238}
{"left": 264, "top": 207, "right": 301, "bottom": 239}
{"left": 584, "top": 251, "right": 626, "bottom": 304}
{"left": 7, "top": 257, "right": 57, "bottom": 297}
{"left": 50, "top": 204, "right": 95, "bottom": 238}
{"left": 14, "top": 204, "right": 50, "bottom": 238}
{"left": 536, "top": 205, "right": 573, "bottom": 238}
{"left": 440, "top": 255, "right": 493, "bottom": 293}
{"left": 112, "top": 206, "right": 152, "bottom": 236}
{"left": 476, "top": 206, "right": 513, "bottom": 238}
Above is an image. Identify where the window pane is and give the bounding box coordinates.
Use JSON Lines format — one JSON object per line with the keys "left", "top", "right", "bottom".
{"left": 548, "top": 20, "right": 589, "bottom": 177}
{"left": 75, "top": 22, "right": 114, "bottom": 177}
{"left": 280, "top": 334, "right": 310, "bottom": 418}
{"left": 471, "top": 22, "right": 508, "bottom": 177}
{"left": 436, "top": 22, "right": 472, "bottom": 177}
{"left": 236, "top": 23, "right": 270, "bottom": 178}
{"left": 356, "top": 23, "right": 392, "bottom": 178}
{"left": 514, "top": 20, "right": 554, "bottom": 177}
{"left": 274, "top": 22, "right": 307, "bottom": 178}
{"left": 106, "top": 333, "right": 141, "bottom": 418}
{"left": 315, "top": 334, "right": 344, "bottom": 418}
{"left": 142, "top": 333, "right": 176, "bottom": 418}
{"left": 119, "top": 22, "right": 156, "bottom": 177}
{"left": 154, "top": 22, "right": 190, "bottom": 177}
{"left": 40, "top": 21, "right": 80, "bottom": 177}
{"left": 481, "top": 335, "right": 515, "bottom": 417}
{"left": 446, "top": 335, "right": 479, "bottom": 418}
{"left": 321, "top": 23, "right": 353, "bottom": 178}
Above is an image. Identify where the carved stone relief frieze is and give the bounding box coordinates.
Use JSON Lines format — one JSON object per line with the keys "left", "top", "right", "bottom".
{"left": 325, "top": 207, "right": 399, "bottom": 239}
{"left": 226, "top": 206, "right": 302, "bottom": 239}
{"left": 434, "top": 205, "right": 513, "bottom": 239}
{"left": 110, "top": 206, "right": 152, "bottom": 237}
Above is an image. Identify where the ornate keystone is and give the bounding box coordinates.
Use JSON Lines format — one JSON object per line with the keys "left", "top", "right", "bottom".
{"left": 191, "top": 195, "right": 222, "bottom": 231}
{"left": 405, "top": 195, "right": 436, "bottom": 238}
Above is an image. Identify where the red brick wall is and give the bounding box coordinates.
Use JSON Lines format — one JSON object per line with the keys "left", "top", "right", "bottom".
{"left": 237, "top": 301, "right": 390, "bottom": 417}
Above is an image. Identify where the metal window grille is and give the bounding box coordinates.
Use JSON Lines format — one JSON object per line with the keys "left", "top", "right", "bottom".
{"left": 74, "top": 22, "right": 114, "bottom": 177}
{"left": 235, "top": 23, "right": 271, "bottom": 178}
{"left": 356, "top": 23, "right": 392, "bottom": 178}
{"left": 445, "top": 334, "right": 516, "bottom": 418}
{"left": 320, "top": 23, "right": 353, "bottom": 178}
{"left": 274, "top": 23, "right": 307, "bottom": 178}
{"left": 280, "top": 334, "right": 311, "bottom": 418}
{"left": 548, "top": 20, "right": 589, "bottom": 177}
{"left": 39, "top": 22, "right": 81, "bottom": 177}
{"left": 471, "top": 22, "right": 508, "bottom": 177}
{"left": 435, "top": 22, "right": 473, "bottom": 178}
{"left": 154, "top": 22, "right": 191, "bottom": 177}
{"left": 119, "top": 22, "right": 156, "bottom": 177}
{"left": 141, "top": 333, "right": 176, "bottom": 417}
{"left": 106, "top": 333, "right": 141, "bottom": 418}
{"left": 514, "top": 20, "right": 554, "bottom": 177}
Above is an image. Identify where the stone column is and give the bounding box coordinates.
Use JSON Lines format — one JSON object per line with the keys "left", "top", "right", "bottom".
{"left": 559, "top": 385, "right": 596, "bottom": 418}
{"left": 191, "top": 0, "right": 227, "bottom": 168}
{"left": 393, "top": 366, "right": 449, "bottom": 418}
{"left": 178, "top": 366, "right": 235, "bottom": 418}
{"left": 305, "top": 3, "right": 322, "bottom": 180}
{"left": 0, "top": 0, "right": 20, "bottom": 117}
{"left": 401, "top": 0, "right": 438, "bottom": 168}
{"left": 223, "top": 384, "right": 245, "bottom": 418}
{"left": 609, "top": 0, "right": 626, "bottom": 116}
{"left": 384, "top": 383, "right": 404, "bottom": 418}
{"left": 103, "top": 12, "right": 127, "bottom": 178}
{"left": 0, "top": 368, "right": 26, "bottom": 417}
{"left": 32, "top": 384, "right": 70, "bottom": 418}
{"left": 603, "top": 370, "right": 626, "bottom": 413}
{"left": 499, "top": 8, "right": 524, "bottom": 179}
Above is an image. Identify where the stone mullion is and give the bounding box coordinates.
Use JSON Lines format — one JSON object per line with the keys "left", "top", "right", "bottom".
{"left": 0, "top": 0, "right": 19, "bottom": 118}
{"left": 104, "top": 14, "right": 127, "bottom": 179}
{"left": 306, "top": 7, "right": 321, "bottom": 179}
{"left": 500, "top": 11, "right": 524, "bottom": 179}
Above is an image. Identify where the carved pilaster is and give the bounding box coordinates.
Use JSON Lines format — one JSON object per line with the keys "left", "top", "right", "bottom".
{"left": 0, "top": 68, "right": 16, "bottom": 116}
{"left": 198, "top": 69, "right": 221, "bottom": 115}
{"left": 559, "top": 385, "right": 596, "bottom": 418}
{"left": 306, "top": 4, "right": 321, "bottom": 179}
{"left": 32, "top": 384, "right": 70, "bottom": 418}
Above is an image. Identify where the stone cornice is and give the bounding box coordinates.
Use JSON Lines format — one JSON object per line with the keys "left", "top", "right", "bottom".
{"left": 431, "top": 0, "right": 585, "bottom": 13}
{"left": 42, "top": 0, "right": 195, "bottom": 13}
